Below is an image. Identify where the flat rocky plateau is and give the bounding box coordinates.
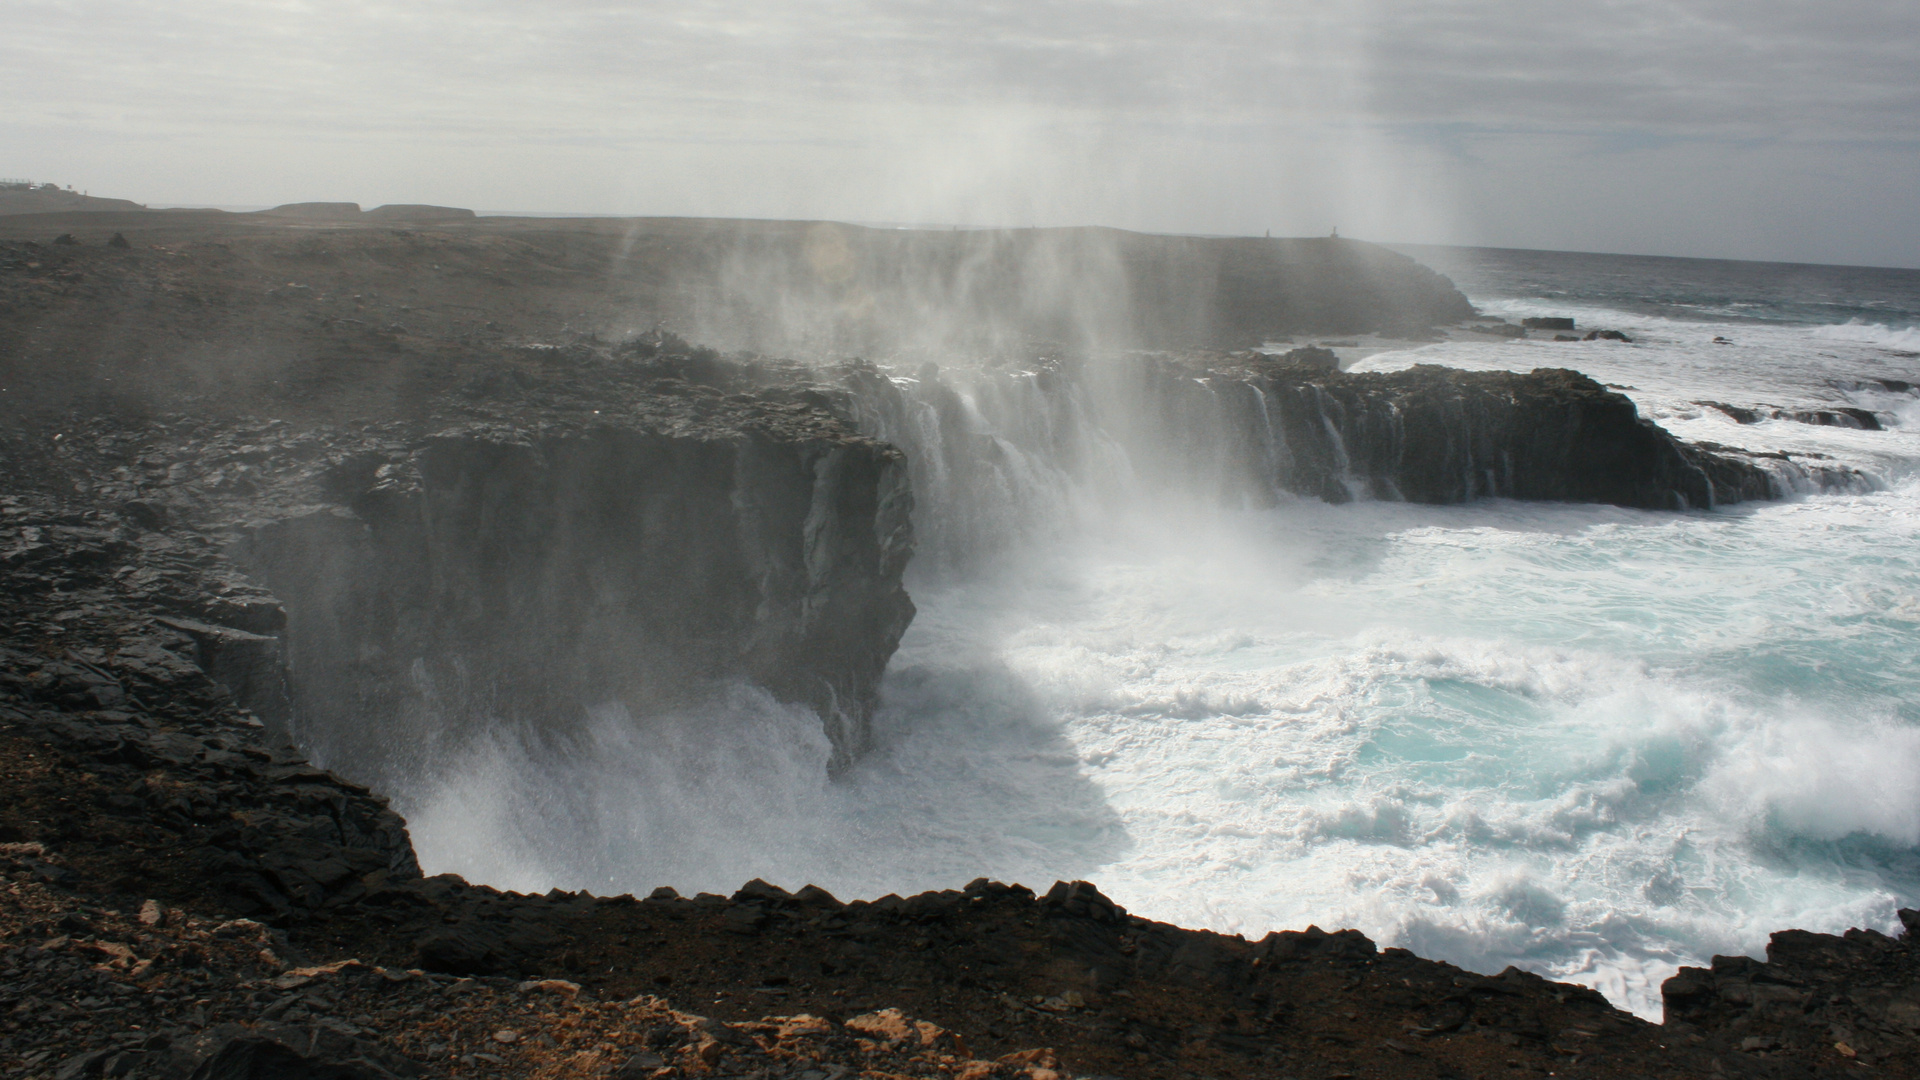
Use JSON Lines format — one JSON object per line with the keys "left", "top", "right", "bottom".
{"left": 0, "top": 212, "right": 1914, "bottom": 1080}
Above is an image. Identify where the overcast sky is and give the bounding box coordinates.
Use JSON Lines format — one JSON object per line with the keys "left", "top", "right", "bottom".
{"left": 6, "top": 1, "right": 1918, "bottom": 266}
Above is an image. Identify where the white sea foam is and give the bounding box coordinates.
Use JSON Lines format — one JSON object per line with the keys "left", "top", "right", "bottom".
{"left": 409, "top": 486, "right": 1920, "bottom": 1018}
{"left": 404, "top": 271, "right": 1920, "bottom": 1023}
{"left": 1814, "top": 318, "right": 1920, "bottom": 351}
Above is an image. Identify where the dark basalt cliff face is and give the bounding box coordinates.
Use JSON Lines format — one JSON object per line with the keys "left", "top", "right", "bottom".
{"left": 1162, "top": 357, "right": 1782, "bottom": 510}
{"left": 827, "top": 352, "right": 1807, "bottom": 570}
{"left": 231, "top": 421, "right": 913, "bottom": 778}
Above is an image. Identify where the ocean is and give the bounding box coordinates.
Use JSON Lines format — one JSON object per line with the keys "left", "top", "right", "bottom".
{"left": 403, "top": 244, "right": 1920, "bottom": 1020}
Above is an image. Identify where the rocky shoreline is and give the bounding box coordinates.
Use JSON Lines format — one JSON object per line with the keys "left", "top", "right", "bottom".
{"left": 2, "top": 213, "right": 1914, "bottom": 1078}
{"left": 4, "top": 568, "right": 1917, "bottom": 1078}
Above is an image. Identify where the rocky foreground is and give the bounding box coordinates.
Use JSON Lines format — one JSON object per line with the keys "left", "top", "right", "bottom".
{"left": 1, "top": 213, "right": 1914, "bottom": 1078}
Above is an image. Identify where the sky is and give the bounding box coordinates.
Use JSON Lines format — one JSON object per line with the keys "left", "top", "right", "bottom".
{"left": 5, "top": 1, "right": 1918, "bottom": 266}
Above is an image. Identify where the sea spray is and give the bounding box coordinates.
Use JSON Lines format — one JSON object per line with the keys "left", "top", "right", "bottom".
{"left": 400, "top": 248, "right": 1920, "bottom": 1020}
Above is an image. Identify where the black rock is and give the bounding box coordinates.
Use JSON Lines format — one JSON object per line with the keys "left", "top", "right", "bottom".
{"left": 1274, "top": 345, "right": 1340, "bottom": 371}
{"left": 1197, "top": 362, "right": 1772, "bottom": 509}
{"left": 1701, "top": 401, "right": 1764, "bottom": 424}
{"left": 1523, "top": 317, "right": 1576, "bottom": 331}
{"left": 233, "top": 423, "right": 915, "bottom": 779}
{"left": 153, "top": 617, "right": 293, "bottom": 731}
{"left": 1584, "top": 330, "right": 1632, "bottom": 342}
{"left": 1788, "top": 407, "right": 1881, "bottom": 430}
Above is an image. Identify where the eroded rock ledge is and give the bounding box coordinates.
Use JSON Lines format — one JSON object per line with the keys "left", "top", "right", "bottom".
{"left": 233, "top": 415, "right": 913, "bottom": 779}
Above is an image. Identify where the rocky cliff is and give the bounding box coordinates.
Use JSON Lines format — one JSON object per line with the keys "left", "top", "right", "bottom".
{"left": 231, "top": 418, "right": 913, "bottom": 780}
{"left": 826, "top": 350, "right": 1830, "bottom": 571}
{"left": 1, "top": 212, "right": 1907, "bottom": 1080}
{"left": 1169, "top": 355, "right": 1785, "bottom": 509}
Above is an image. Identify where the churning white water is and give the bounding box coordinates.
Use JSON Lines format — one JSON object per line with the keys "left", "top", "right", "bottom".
{"left": 405, "top": 248, "right": 1920, "bottom": 1020}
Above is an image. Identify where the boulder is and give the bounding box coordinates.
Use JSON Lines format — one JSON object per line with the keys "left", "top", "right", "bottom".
{"left": 1522, "top": 317, "right": 1575, "bottom": 331}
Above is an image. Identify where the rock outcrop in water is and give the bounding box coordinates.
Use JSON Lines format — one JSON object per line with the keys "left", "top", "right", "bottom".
{"left": 832, "top": 351, "right": 1814, "bottom": 569}
{"left": 1188, "top": 356, "right": 1781, "bottom": 509}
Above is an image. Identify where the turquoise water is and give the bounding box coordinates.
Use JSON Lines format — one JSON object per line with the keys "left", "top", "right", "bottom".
{"left": 403, "top": 248, "right": 1920, "bottom": 1019}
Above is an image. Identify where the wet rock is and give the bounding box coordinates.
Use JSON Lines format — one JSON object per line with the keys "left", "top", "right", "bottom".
{"left": 1701, "top": 401, "right": 1883, "bottom": 430}
{"left": 1208, "top": 361, "right": 1771, "bottom": 509}
{"left": 1584, "top": 329, "right": 1632, "bottom": 342}
{"left": 1523, "top": 317, "right": 1575, "bottom": 330}
{"left": 1786, "top": 407, "right": 1881, "bottom": 430}
{"left": 233, "top": 422, "right": 915, "bottom": 779}
{"left": 1701, "top": 401, "right": 1765, "bottom": 424}
{"left": 1273, "top": 344, "right": 1340, "bottom": 371}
